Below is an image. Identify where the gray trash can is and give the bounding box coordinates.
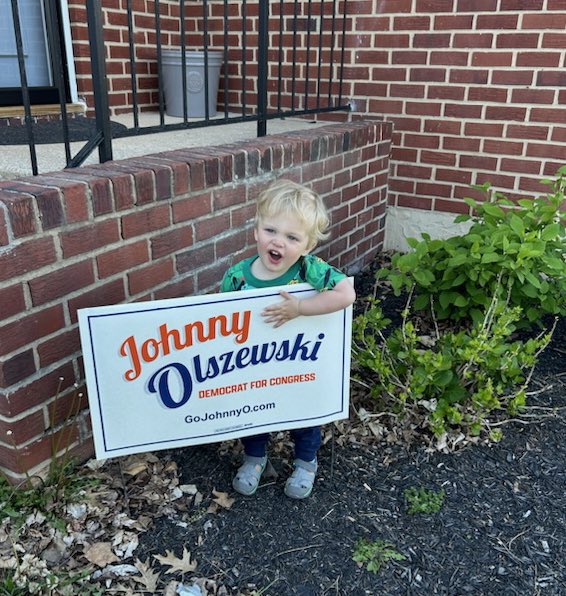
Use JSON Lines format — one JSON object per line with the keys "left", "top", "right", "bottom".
{"left": 161, "top": 49, "right": 223, "bottom": 118}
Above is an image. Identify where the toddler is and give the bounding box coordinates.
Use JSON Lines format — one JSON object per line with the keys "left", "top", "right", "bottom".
{"left": 220, "top": 179, "right": 356, "bottom": 499}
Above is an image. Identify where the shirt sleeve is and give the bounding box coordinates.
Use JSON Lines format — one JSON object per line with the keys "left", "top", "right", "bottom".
{"left": 220, "top": 261, "right": 247, "bottom": 292}
{"left": 301, "top": 255, "right": 347, "bottom": 291}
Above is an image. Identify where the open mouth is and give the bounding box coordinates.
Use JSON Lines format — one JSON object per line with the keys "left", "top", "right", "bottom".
{"left": 268, "top": 250, "right": 283, "bottom": 263}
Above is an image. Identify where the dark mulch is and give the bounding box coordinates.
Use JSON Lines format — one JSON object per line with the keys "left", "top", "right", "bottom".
{"left": 136, "top": 261, "right": 566, "bottom": 596}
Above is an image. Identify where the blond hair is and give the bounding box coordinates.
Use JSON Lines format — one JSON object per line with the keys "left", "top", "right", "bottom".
{"left": 254, "top": 179, "right": 330, "bottom": 248}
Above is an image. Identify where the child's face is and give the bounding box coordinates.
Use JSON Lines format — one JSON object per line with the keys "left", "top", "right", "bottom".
{"left": 254, "top": 212, "right": 314, "bottom": 279}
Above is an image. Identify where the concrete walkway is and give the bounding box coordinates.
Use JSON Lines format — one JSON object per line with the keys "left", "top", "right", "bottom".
{"left": 0, "top": 112, "right": 328, "bottom": 181}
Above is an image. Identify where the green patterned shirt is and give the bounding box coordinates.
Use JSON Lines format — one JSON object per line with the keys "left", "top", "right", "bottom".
{"left": 220, "top": 254, "right": 347, "bottom": 292}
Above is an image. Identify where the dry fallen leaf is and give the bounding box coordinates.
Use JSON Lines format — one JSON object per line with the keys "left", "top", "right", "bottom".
{"left": 122, "top": 461, "right": 149, "bottom": 476}
{"left": 212, "top": 489, "right": 235, "bottom": 510}
{"left": 84, "top": 458, "right": 108, "bottom": 471}
{"left": 112, "top": 530, "right": 139, "bottom": 558}
{"left": 134, "top": 558, "right": 161, "bottom": 591}
{"left": 41, "top": 534, "right": 68, "bottom": 565}
{"left": 83, "top": 542, "right": 119, "bottom": 567}
{"left": 0, "top": 556, "right": 17, "bottom": 570}
{"left": 153, "top": 546, "right": 197, "bottom": 574}
{"left": 97, "top": 563, "right": 139, "bottom": 577}
{"left": 179, "top": 484, "right": 199, "bottom": 495}
{"left": 163, "top": 460, "right": 178, "bottom": 474}
{"left": 207, "top": 502, "right": 220, "bottom": 515}
{"left": 164, "top": 580, "right": 181, "bottom": 595}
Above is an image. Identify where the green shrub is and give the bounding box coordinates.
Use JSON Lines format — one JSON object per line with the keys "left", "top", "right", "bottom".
{"left": 352, "top": 294, "right": 554, "bottom": 441}
{"left": 382, "top": 168, "right": 566, "bottom": 326}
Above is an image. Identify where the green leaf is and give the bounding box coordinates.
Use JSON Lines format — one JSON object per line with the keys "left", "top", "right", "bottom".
{"left": 469, "top": 308, "right": 484, "bottom": 326}
{"left": 482, "top": 203, "right": 505, "bottom": 219}
{"left": 509, "top": 213, "right": 525, "bottom": 238}
{"left": 481, "top": 252, "right": 502, "bottom": 264}
{"left": 397, "top": 252, "right": 419, "bottom": 270}
{"left": 413, "top": 269, "right": 435, "bottom": 287}
{"left": 439, "top": 291, "right": 456, "bottom": 310}
{"left": 447, "top": 254, "right": 469, "bottom": 267}
{"left": 504, "top": 241, "right": 520, "bottom": 255}
{"left": 542, "top": 256, "right": 566, "bottom": 271}
{"left": 442, "top": 384, "right": 467, "bottom": 404}
{"left": 524, "top": 271, "right": 541, "bottom": 289}
{"left": 465, "top": 282, "right": 481, "bottom": 297}
{"left": 521, "top": 284, "right": 538, "bottom": 298}
{"left": 479, "top": 269, "right": 495, "bottom": 285}
{"left": 415, "top": 243, "right": 429, "bottom": 260}
{"left": 541, "top": 223, "right": 561, "bottom": 241}
{"left": 414, "top": 294, "right": 429, "bottom": 310}
{"left": 518, "top": 244, "right": 545, "bottom": 258}
{"left": 542, "top": 295, "right": 558, "bottom": 312}
{"left": 454, "top": 214, "right": 471, "bottom": 224}
{"left": 444, "top": 272, "right": 467, "bottom": 287}
{"left": 453, "top": 294, "right": 468, "bottom": 307}
{"left": 435, "top": 370, "right": 454, "bottom": 387}
{"left": 389, "top": 274, "right": 404, "bottom": 294}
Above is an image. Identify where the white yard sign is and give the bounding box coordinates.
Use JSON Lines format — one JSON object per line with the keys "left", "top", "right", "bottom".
{"left": 78, "top": 283, "right": 352, "bottom": 459}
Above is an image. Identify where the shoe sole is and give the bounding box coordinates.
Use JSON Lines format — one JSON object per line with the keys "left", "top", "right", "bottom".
{"left": 284, "top": 484, "right": 313, "bottom": 499}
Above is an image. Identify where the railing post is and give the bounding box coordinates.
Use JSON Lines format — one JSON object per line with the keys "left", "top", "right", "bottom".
{"left": 86, "top": 0, "right": 113, "bottom": 163}
{"left": 10, "top": 0, "right": 38, "bottom": 174}
{"left": 256, "top": 0, "right": 268, "bottom": 137}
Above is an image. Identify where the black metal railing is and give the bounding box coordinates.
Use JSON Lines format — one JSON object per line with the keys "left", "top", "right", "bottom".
{"left": 5, "top": 0, "right": 351, "bottom": 176}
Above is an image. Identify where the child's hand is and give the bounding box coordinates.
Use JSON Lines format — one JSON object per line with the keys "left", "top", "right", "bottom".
{"left": 261, "top": 291, "right": 301, "bottom": 328}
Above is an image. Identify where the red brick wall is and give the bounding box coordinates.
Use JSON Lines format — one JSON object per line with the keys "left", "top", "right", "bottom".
{"left": 67, "top": 1, "right": 566, "bottom": 214}
{"left": 348, "top": 0, "right": 566, "bottom": 209}
{"left": 0, "top": 120, "right": 391, "bottom": 481}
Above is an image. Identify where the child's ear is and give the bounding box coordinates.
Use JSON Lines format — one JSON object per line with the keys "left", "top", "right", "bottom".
{"left": 253, "top": 227, "right": 259, "bottom": 242}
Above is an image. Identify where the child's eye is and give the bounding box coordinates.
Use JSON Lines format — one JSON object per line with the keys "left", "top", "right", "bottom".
{"left": 288, "top": 235, "right": 299, "bottom": 242}
{"left": 264, "top": 228, "right": 275, "bottom": 234}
